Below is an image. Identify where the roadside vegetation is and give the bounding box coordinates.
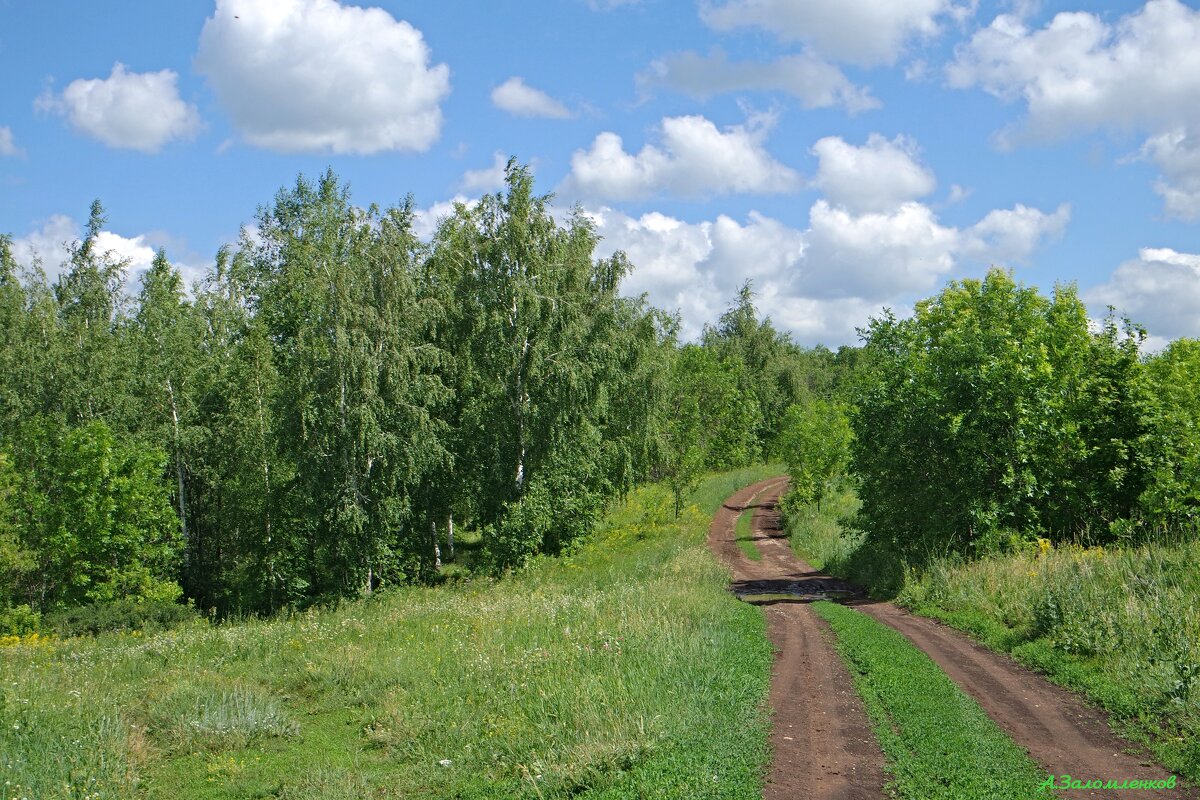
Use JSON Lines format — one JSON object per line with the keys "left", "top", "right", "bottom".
{"left": 812, "top": 601, "right": 1055, "bottom": 799}
{"left": 778, "top": 271, "right": 1200, "bottom": 784}
{"left": 0, "top": 467, "right": 780, "bottom": 800}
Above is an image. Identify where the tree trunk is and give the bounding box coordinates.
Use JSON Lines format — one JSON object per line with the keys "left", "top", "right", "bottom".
{"left": 431, "top": 519, "right": 442, "bottom": 571}
{"left": 447, "top": 513, "right": 454, "bottom": 561}
{"left": 166, "top": 378, "right": 188, "bottom": 563}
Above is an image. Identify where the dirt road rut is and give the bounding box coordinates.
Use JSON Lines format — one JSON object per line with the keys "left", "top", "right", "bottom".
{"left": 708, "top": 477, "right": 1195, "bottom": 800}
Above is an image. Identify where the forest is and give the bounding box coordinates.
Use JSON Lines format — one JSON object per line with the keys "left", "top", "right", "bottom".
{"left": 5, "top": 159, "right": 1198, "bottom": 634}
{"left": 0, "top": 161, "right": 856, "bottom": 628}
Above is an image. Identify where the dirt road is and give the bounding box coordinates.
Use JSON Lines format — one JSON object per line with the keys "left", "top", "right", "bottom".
{"left": 708, "top": 478, "right": 1195, "bottom": 800}
{"left": 708, "top": 478, "right": 886, "bottom": 800}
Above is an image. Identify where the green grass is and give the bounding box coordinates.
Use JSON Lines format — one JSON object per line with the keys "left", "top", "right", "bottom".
{"left": 898, "top": 542, "right": 1200, "bottom": 783}
{"left": 734, "top": 509, "right": 761, "bottom": 561}
{"left": 0, "top": 467, "right": 783, "bottom": 799}
{"left": 780, "top": 484, "right": 862, "bottom": 573}
{"left": 784, "top": 484, "right": 1200, "bottom": 785}
{"left": 811, "top": 601, "right": 1056, "bottom": 800}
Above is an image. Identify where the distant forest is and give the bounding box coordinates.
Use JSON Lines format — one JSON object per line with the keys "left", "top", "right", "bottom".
{"left": 0, "top": 162, "right": 858, "bottom": 623}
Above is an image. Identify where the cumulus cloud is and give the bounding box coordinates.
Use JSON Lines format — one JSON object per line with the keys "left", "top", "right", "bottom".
{"left": 962, "top": 203, "right": 1070, "bottom": 262}
{"left": 800, "top": 200, "right": 960, "bottom": 300}
{"left": 560, "top": 113, "right": 801, "bottom": 201}
{"left": 195, "top": 0, "right": 450, "bottom": 154}
{"left": 811, "top": 134, "right": 936, "bottom": 213}
{"left": 35, "top": 63, "right": 200, "bottom": 152}
{"left": 1141, "top": 129, "right": 1200, "bottom": 221}
{"left": 10, "top": 215, "right": 157, "bottom": 279}
{"left": 412, "top": 196, "right": 478, "bottom": 242}
{"left": 640, "top": 50, "right": 878, "bottom": 112}
{"left": 948, "top": 0, "right": 1200, "bottom": 216}
{"left": 584, "top": 182, "right": 1066, "bottom": 344}
{"left": 948, "top": 0, "right": 1200, "bottom": 140}
{"left": 700, "top": 0, "right": 959, "bottom": 66}
{"left": 459, "top": 152, "right": 510, "bottom": 193}
{"left": 491, "top": 77, "right": 572, "bottom": 119}
{"left": 0, "top": 126, "right": 22, "bottom": 157}
{"left": 1084, "top": 248, "right": 1200, "bottom": 341}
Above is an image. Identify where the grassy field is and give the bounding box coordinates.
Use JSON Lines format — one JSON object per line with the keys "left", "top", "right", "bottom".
{"left": 812, "top": 601, "right": 1054, "bottom": 800}
{"left": 784, "top": 487, "right": 1200, "bottom": 784}
{"left": 0, "top": 466, "right": 783, "bottom": 800}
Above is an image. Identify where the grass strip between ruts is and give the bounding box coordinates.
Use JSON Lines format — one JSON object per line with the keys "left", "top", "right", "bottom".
{"left": 811, "top": 600, "right": 1059, "bottom": 800}
{"left": 734, "top": 507, "right": 762, "bottom": 561}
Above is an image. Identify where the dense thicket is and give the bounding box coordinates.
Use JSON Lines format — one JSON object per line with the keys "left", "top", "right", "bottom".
{"left": 0, "top": 161, "right": 841, "bottom": 624}
{"left": 850, "top": 268, "right": 1200, "bottom": 567}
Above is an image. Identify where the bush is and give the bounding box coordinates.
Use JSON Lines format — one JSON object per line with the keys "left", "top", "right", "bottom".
{"left": 0, "top": 603, "right": 40, "bottom": 636}
{"left": 43, "top": 598, "right": 201, "bottom": 637}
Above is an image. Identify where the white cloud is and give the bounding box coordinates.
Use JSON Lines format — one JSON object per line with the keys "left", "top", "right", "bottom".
{"left": 640, "top": 50, "right": 878, "bottom": 112}
{"left": 948, "top": 0, "right": 1200, "bottom": 216}
{"left": 1142, "top": 129, "right": 1200, "bottom": 221}
{"left": 35, "top": 63, "right": 200, "bottom": 152}
{"left": 948, "top": 1, "right": 1200, "bottom": 140}
{"left": 585, "top": 185, "right": 1066, "bottom": 343}
{"left": 0, "top": 126, "right": 22, "bottom": 157}
{"left": 700, "top": 0, "right": 958, "bottom": 66}
{"left": 801, "top": 200, "right": 960, "bottom": 300}
{"left": 195, "top": 0, "right": 450, "bottom": 154}
{"left": 560, "top": 113, "right": 801, "bottom": 201}
{"left": 9, "top": 215, "right": 78, "bottom": 273}
{"left": 490, "top": 77, "right": 572, "bottom": 119}
{"left": 811, "top": 134, "right": 936, "bottom": 213}
{"left": 11, "top": 216, "right": 156, "bottom": 280}
{"left": 460, "top": 152, "right": 510, "bottom": 193}
{"left": 962, "top": 203, "right": 1070, "bottom": 263}
{"left": 1084, "top": 247, "right": 1200, "bottom": 341}
{"left": 947, "top": 184, "right": 972, "bottom": 204}
{"left": 412, "top": 196, "right": 477, "bottom": 242}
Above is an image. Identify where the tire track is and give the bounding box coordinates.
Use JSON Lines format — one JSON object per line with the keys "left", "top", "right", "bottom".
{"left": 708, "top": 477, "right": 887, "bottom": 800}
{"left": 708, "top": 478, "right": 1195, "bottom": 799}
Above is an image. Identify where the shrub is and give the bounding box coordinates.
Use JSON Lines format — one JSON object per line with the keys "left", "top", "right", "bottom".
{"left": 43, "top": 597, "right": 201, "bottom": 637}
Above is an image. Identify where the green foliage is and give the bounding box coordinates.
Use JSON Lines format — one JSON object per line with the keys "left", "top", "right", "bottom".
{"left": 43, "top": 597, "right": 200, "bottom": 637}
{"left": 777, "top": 398, "right": 852, "bottom": 509}
{"left": 432, "top": 161, "right": 669, "bottom": 568}
{"left": 853, "top": 269, "right": 1152, "bottom": 563}
{"left": 1140, "top": 338, "right": 1200, "bottom": 533}
{"left": 659, "top": 345, "right": 761, "bottom": 515}
{"left": 13, "top": 419, "right": 183, "bottom": 609}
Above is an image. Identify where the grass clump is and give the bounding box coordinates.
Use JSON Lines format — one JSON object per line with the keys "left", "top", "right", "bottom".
{"left": 811, "top": 601, "right": 1055, "bottom": 800}
{"left": 0, "top": 467, "right": 781, "bottom": 799}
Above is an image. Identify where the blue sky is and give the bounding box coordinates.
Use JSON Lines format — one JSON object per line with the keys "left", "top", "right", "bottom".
{"left": 2, "top": 0, "right": 1198, "bottom": 347}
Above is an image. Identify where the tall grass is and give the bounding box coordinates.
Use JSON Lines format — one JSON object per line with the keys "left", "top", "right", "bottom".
{"left": 0, "top": 467, "right": 783, "bottom": 799}
{"left": 899, "top": 540, "right": 1200, "bottom": 780}
{"left": 783, "top": 486, "right": 1200, "bottom": 783}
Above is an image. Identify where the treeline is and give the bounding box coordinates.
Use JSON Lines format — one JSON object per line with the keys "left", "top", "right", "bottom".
{"left": 841, "top": 269, "right": 1200, "bottom": 584}
{"left": 0, "top": 161, "right": 852, "bottom": 624}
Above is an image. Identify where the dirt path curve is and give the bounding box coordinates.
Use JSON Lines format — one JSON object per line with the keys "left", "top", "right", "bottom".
{"left": 708, "top": 478, "right": 1196, "bottom": 800}
{"left": 708, "top": 477, "right": 887, "bottom": 800}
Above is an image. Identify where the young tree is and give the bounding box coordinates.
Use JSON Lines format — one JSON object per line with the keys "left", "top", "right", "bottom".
{"left": 778, "top": 399, "right": 852, "bottom": 510}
